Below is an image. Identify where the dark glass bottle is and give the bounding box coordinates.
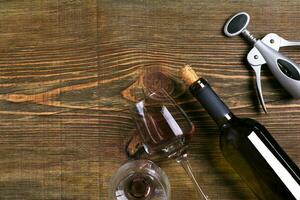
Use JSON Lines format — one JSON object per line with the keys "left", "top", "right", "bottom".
{"left": 189, "top": 78, "right": 300, "bottom": 200}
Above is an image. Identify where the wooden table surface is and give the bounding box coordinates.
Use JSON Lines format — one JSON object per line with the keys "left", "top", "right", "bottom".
{"left": 0, "top": 0, "right": 300, "bottom": 199}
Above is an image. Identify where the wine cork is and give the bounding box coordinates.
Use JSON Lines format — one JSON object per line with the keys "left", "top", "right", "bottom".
{"left": 179, "top": 65, "right": 199, "bottom": 85}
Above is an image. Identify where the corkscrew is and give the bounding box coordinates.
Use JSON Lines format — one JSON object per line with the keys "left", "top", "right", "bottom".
{"left": 224, "top": 12, "right": 300, "bottom": 113}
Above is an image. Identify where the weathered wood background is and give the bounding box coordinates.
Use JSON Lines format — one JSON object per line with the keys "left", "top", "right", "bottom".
{"left": 0, "top": 0, "right": 299, "bottom": 199}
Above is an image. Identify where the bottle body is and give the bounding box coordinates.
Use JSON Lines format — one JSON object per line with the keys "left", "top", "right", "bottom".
{"left": 220, "top": 117, "right": 300, "bottom": 200}
{"left": 189, "top": 78, "right": 300, "bottom": 200}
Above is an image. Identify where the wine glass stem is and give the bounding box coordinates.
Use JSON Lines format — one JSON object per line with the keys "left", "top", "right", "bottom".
{"left": 177, "top": 154, "right": 210, "bottom": 200}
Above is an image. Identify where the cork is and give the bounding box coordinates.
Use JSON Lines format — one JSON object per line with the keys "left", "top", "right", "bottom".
{"left": 179, "top": 65, "right": 199, "bottom": 86}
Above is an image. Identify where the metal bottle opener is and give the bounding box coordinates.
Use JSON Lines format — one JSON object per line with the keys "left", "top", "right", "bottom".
{"left": 224, "top": 12, "right": 300, "bottom": 113}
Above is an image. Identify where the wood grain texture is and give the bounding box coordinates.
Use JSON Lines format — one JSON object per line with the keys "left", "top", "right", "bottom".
{"left": 0, "top": 0, "right": 299, "bottom": 199}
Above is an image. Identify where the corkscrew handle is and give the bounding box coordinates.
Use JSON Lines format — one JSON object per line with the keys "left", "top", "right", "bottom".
{"left": 255, "top": 40, "right": 300, "bottom": 98}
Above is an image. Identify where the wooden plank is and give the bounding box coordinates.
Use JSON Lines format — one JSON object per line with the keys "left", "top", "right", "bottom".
{"left": 0, "top": 0, "right": 299, "bottom": 199}
{"left": 0, "top": 1, "right": 100, "bottom": 199}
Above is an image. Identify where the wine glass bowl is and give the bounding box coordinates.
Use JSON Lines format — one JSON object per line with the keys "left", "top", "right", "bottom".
{"left": 133, "top": 89, "right": 195, "bottom": 158}
{"left": 110, "top": 159, "right": 171, "bottom": 200}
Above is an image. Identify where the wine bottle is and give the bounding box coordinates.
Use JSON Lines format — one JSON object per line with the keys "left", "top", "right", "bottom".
{"left": 180, "top": 65, "right": 300, "bottom": 200}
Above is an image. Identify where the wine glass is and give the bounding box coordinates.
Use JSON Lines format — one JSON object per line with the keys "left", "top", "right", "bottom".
{"left": 110, "top": 159, "right": 171, "bottom": 200}
{"left": 132, "top": 89, "right": 209, "bottom": 200}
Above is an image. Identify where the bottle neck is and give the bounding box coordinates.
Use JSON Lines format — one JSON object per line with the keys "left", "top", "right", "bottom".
{"left": 189, "top": 78, "right": 235, "bottom": 127}
{"left": 215, "top": 112, "right": 236, "bottom": 127}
